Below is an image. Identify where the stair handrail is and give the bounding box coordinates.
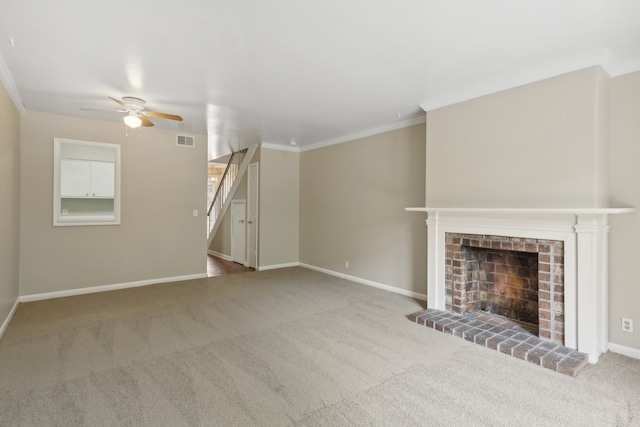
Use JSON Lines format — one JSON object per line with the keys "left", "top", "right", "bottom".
{"left": 207, "top": 148, "right": 248, "bottom": 235}
{"left": 208, "top": 151, "right": 237, "bottom": 217}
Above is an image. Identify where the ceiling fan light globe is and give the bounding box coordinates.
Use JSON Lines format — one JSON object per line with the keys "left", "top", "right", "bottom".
{"left": 124, "top": 115, "right": 142, "bottom": 128}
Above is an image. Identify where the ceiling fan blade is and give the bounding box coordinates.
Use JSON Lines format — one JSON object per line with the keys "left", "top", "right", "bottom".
{"left": 108, "top": 96, "right": 129, "bottom": 110}
{"left": 145, "top": 111, "right": 183, "bottom": 121}
{"left": 140, "top": 115, "right": 154, "bottom": 127}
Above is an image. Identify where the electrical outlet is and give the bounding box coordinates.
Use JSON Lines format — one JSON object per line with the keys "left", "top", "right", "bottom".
{"left": 622, "top": 317, "right": 634, "bottom": 333}
{"left": 345, "top": 261, "right": 349, "bottom": 268}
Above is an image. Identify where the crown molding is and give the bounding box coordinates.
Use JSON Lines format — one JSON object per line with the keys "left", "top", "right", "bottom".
{"left": 260, "top": 116, "right": 426, "bottom": 154}
{"left": 598, "top": 49, "right": 620, "bottom": 76}
{"left": 260, "top": 143, "right": 300, "bottom": 153}
{"left": 419, "top": 49, "right": 625, "bottom": 112}
{"left": 0, "top": 53, "right": 25, "bottom": 113}
{"left": 611, "top": 58, "right": 640, "bottom": 77}
{"left": 300, "top": 115, "right": 426, "bottom": 153}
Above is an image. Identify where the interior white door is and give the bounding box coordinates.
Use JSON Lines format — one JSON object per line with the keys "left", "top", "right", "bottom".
{"left": 231, "top": 200, "right": 246, "bottom": 265}
{"left": 247, "top": 163, "right": 259, "bottom": 269}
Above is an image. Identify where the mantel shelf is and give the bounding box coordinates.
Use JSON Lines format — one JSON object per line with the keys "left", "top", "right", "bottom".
{"left": 405, "top": 207, "right": 635, "bottom": 215}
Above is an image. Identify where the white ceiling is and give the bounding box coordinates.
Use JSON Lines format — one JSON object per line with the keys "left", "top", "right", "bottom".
{"left": 1, "top": 0, "right": 639, "bottom": 159}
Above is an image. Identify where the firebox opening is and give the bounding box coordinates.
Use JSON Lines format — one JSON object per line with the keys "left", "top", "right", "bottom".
{"left": 446, "top": 233, "right": 564, "bottom": 344}
{"left": 463, "top": 246, "right": 539, "bottom": 336}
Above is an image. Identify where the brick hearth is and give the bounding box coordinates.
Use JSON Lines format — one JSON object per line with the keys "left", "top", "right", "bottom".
{"left": 408, "top": 309, "right": 588, "bottom": 376}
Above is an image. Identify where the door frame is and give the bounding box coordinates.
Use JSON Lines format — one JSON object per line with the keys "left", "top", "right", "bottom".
{"left": 231, "top": 199, "right": 246, "bottom": 265}
{"left": 247, "top": 163, "right": 259, "bottom": 269}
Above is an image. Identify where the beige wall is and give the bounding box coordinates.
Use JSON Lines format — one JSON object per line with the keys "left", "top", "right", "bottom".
{"left": 426, "top": 66, "right": 610, "bottom": 208}
{"left": 300, "top": 125, "right": 427, "bottom": 294}
{"left": 426, "top": 67, "right": 639, "bottom": 352}
{"left": 19, "top": 112, "right": 207, "bottom": 295}
{"left": 259, "top": 148, "right": 299, "bottom": 267}
{"left": 609, "top": 71, "right": 640, "bottom": 350}
{"left": 0, "top": 81, "right": 20, "bottom": 321}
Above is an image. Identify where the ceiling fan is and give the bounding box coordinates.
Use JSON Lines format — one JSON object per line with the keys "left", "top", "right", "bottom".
{"left": 82, "top": 96, "right": 183, "bottom": 128}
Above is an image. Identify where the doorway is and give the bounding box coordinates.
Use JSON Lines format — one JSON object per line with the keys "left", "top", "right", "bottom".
{"left": 207, "top": 254, "right": 253, "bottom": 277}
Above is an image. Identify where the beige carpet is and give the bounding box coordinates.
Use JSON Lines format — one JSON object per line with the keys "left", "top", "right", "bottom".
{"left": 1, "top": 267, "right": 639, "bottom": 426}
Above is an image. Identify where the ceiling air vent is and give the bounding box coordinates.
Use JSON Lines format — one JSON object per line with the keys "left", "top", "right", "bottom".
{"left": 176, "top": 134, "right": 195, "bottom": 147}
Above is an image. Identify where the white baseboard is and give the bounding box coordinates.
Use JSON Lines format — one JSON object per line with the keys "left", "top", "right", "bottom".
{"left": 299, "top": 263, "right": 427, "bottom": 301}
{"left": 0, "top": 298, "right": 20, "bottom": 341}
{"left": 257, "top": 262, "right": 301, "bottom": 271}
{"left": 207, "top": 250, "right": 232, "bottom": 261}
{"left": 19, "top": 273, "right": 208, "bottom": 303}
{"left": 608, "top": 342, "right": 640, "bottom": 360}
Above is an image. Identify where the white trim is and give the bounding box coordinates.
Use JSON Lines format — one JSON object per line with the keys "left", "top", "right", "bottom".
{"left": 207, "top": 250, "right": 232, "bottom": 261}
{"left": 300, "top": 116, "right": 426, "bottom": 153}
{"left": 611, "top": 58, "right": 640, "bottom": 77}
{"left": 260, "top": 116, "right": 426, "bottom": 154}
{"left": 260, "top": 143, "right": 300, "bottom": 153}
{"left": 0, "top": 298, "right": 20, "bottom": 341}
{"left": 420, "top": 55, "right": 604, "bottom": 112}
{"left": 246, "top": 162, "right": 259, "bottom": 269}
{"left": 608, "top": 343, "right": 640, "bottom": 361}
{"left": 19, "top": 273, "right": 207, "bottom": 303}
{"left": 230, "top": 199, "right": 247, "bottom": 265}
{"left": 598, "top": 49, "right": 620, "bottom": 77}
{"left": 420, "top": 53, "right": 612, "bottom": 113}
{"left": 416, "top": 51, "right": 640, "bottom": 112}
{"left": 299, "top": 263, "right": 427, "bottom": 301}
{"left": 406, "top": 207, "right": 635, "bottom": 215}
{"left": 257, "top": 262, "right": 300, "bottom": 271}
{"left": 53, "top": 138, "right": 122, "bottom": 227}
{"left": 0, "top": 53, "right": 25, "bottom": 113}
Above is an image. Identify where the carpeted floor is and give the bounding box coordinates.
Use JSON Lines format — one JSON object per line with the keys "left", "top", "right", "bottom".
{"left": 1, "top": 267, "right": 639, "bottom": 426}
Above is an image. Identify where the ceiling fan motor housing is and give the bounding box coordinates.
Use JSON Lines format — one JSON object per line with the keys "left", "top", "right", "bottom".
{"left": 122, "top": 97, "right": 145, "bottom": 113}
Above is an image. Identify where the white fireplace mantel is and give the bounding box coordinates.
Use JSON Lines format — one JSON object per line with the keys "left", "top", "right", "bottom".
{"left": 406, "top": 206, "right": 635, "bottom": 363}
{"left": 405, "top": 207, "right": 635, "bottom": 215}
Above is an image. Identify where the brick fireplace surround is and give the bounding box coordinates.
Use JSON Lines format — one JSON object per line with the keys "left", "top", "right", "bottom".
{"left": 405, "top": 207, "right": 634, "bottom": 375}
{"left": 445, "top": 233, "right": 564, "bottom": 344}
{"left": 411, "top": 232, "right": 584, "bottom": 375}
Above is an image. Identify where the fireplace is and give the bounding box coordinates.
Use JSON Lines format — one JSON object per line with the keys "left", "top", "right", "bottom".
{"left": 445, "top": 233, "right": 564, "bottom": 344}
{"left": 405, "top": 206, "right": 634, "bottom": 365}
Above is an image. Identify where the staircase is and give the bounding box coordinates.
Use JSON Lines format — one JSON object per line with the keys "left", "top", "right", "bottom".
{"left": 207, "top": 145, "right": 257, "bottom": 243}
